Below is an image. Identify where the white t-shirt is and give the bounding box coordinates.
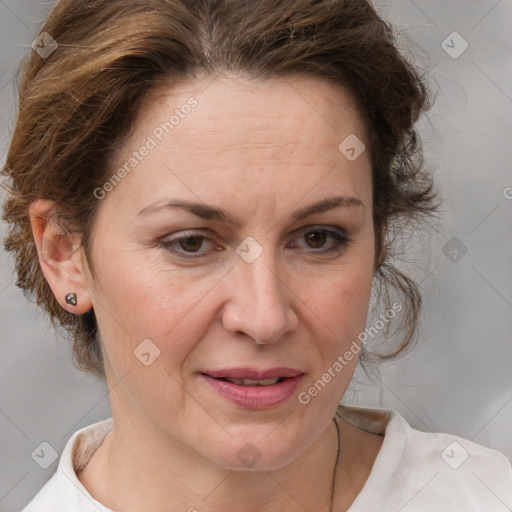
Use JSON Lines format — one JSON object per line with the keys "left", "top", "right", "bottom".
{"left": 22, "top": 404, "right": 512, "bottom": 512}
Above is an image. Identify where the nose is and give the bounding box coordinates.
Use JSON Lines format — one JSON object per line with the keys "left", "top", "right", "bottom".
{"left": 220, "top": 250, "right": 299, "bottom": 345}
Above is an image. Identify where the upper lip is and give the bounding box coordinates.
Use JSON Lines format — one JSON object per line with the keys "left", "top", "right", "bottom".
{"left": 203, "top": 367, "right": 304, "bottom": 380}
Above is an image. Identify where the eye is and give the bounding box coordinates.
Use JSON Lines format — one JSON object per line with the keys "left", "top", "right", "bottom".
{"left": 158, "top": 231, "right": 216, "bottom": 258}
{"left": 287, "top": 226, "right": 350, "bottom": 254}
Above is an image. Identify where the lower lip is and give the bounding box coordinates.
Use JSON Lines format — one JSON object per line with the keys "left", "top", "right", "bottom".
{"left": 200, "top": 374, "right": 304, "bottom": 410}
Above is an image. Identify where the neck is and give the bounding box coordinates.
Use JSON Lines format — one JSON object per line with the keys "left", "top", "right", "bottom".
{"left": 80, "top": 408, "right": 343, "bottom": 512}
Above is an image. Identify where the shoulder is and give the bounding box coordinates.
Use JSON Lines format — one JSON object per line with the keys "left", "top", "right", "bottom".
{"left": 21, "top": 418, "right": 113, "bottom": 512}
{"left": 337, "top": 404, "right": 512, "bottom": 511}
{"left": 400, "top": 422, "right": 512, "bottom": 508}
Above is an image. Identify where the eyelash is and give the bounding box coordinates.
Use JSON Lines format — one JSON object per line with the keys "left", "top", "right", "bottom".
{"left": 158, "top": 226, "right": 350, "bottom": 259}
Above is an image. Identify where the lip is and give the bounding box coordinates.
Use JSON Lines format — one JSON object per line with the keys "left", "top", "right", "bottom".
{"left": 204, "top": 367, "right": 303, "bottom": 380}
{"left": 200, "top": 367, "right": 304, "bottom": 410}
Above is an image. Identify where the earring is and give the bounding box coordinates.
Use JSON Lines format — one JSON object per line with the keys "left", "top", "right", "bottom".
{"left": 65, "top": 292, "right": 78, "bottom": 306}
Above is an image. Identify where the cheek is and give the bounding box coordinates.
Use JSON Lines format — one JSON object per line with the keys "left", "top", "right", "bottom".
{"left": 311, "top": 241, "right": 375, "bottom": 327}
{"left": 303, "top": 263, "right": 374, "bottom": 395}
{"left": 89, "top": 247, "right": 216, "bottom": 373}
{"left": 91, "top": 258, "right": 215, "bottom": 417}
{"left": 316, "top": 268, "right": 373, "bottom": 349}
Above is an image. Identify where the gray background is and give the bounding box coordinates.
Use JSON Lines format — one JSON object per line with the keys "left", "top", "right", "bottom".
{"left": 1, "top": 1, "right": 511, "bottom": 510}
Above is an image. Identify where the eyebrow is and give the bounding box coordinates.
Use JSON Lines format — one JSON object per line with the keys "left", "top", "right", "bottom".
{"left": 137, "top": 195, "right": 364, "bottom": 228}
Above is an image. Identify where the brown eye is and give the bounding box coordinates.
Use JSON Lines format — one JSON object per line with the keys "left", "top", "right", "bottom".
{"left": 304, "top": 231, "right": 328, "bottom": 249}
{"left": 178, "top": 236, "right": 206, "bottom": 253}
{"left": 289, "top": 227, "right": 349, "bottom": 254}
{"left": 159, "top": 231, "right": 216, "bottom": 258}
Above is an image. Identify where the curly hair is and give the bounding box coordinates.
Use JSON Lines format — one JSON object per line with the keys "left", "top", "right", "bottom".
{"left": 1, "top": 0, "right": 438, "bottom": 376}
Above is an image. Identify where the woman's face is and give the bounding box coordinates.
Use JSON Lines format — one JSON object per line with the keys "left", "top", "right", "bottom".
{"left": 84, "top": 73, "right": 375, "bottom": 469}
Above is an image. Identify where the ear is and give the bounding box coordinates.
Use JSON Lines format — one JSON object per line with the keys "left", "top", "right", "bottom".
{"left": 29, "top": 199, "right": 93, "bottom": 314}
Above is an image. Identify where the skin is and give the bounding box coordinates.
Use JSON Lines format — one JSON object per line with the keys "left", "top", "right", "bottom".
{"left": 30, "top": 73, "right": 384, "bottom": 512}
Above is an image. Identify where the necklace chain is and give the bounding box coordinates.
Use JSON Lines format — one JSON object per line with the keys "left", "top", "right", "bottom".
{"left": 328, "top": 417, "right": 341, "bottom": 512}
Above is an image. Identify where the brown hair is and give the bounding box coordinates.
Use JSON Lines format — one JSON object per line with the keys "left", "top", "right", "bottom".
{"left": 2, "top": 0, "right": 438, "bottom": 377}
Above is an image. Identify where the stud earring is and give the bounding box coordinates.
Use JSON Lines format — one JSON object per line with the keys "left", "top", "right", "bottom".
{"left": 65, "top": 292, "right": 78, "bottom": 306}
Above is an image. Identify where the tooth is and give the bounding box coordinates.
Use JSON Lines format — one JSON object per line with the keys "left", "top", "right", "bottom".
{"left": 243, "top": 378, "right": 280, "bottom": 386}
{"left": 224, "top": 377, "right": 281, "bottom": 386}
{"left": 225, "top": 378, "right": 245, "bottom": 385}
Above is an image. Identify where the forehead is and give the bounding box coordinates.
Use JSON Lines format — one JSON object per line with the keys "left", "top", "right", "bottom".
{"left": 105, "top": 73, "right": 372, "bottom": 217}
{"left": 135, "top": 73, "right": 367, "bottom": 159}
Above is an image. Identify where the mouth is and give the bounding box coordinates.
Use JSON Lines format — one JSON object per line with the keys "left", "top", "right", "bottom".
{"left": 210, "top": 376, "right": 286, "bottom": 386}
{"left": 200, "top": 367, "right": 304, "bottom": 409}
{"left": 203, "top": 367, "right": 303, "bottom": 379}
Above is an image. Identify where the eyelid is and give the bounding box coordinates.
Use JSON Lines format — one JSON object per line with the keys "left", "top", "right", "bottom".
{"left": 293, "top": 224, "right": 348, "bottom": 238}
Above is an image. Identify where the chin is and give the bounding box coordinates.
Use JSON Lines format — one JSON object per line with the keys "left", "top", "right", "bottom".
{"left": 199, "top": 428, "right": 306, "bottom": 473}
